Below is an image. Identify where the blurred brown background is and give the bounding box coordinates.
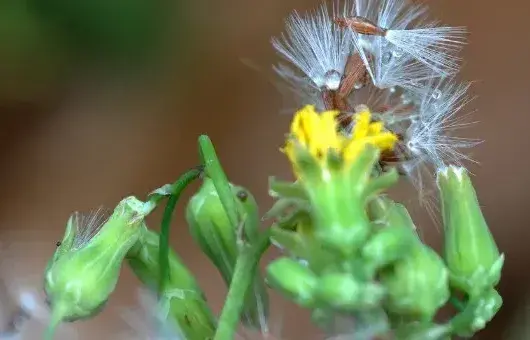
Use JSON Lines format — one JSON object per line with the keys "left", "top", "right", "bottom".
{"left": 0, "top": 0, "right": 529, "bottom": 338}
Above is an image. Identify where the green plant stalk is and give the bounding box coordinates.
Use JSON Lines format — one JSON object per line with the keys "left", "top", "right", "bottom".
{"left": 147, "top": 166, "right": 203, "bottom": 296}
{"left": 213, "top": 229, "right": 272, "bottom": 340}
{"left": 449, "top": 295, "right": 466, "bottom": 312}
{"left": 198, "top": 135, "right": 239, "bottom": 228}
{"left": 127, "top": 225, "right": 217, "bottom": 339}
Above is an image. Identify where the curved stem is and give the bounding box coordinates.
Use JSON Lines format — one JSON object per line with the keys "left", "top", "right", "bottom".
{"left": 214, "top": 230, "right": 272, "bottom": 340}
{"left": 157, "top": 167, "right": 204, "bottom": 295}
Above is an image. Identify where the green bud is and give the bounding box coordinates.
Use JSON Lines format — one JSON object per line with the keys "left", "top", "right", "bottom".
{"left": 302, "top": 145, "right": 399, "bottom": 257}
{"left": 362, "top": 196, "right": 420, "bottom": 274}
{"left": 44, "top": 196, "right": 148, "bottom": 337}
{"left": 127, "top": 224, "right": 216, "bottom": 340}
{"left": 266, "top": 257, "right": 317, "bottom": 308}
{"left": 314, "top": 272, "right": 385, "bottom": 311}
{"left": 437, "top": 166, "right": 504, "bottom": 296}
{"left": 186, "top": 177, "right": 268, "bottom": 328}
{"left": 380, "top": 243, "right": 450, "bottom": 320}
{"left": 450, "top": 288, "right": 502, "bottom": 337}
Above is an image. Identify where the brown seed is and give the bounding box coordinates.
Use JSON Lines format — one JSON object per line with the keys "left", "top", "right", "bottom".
{"left": 334, "top": 16, "right": 386, "bottom": 36}
{"left": 338, "top": 54, "right": 370, "bottom": 98}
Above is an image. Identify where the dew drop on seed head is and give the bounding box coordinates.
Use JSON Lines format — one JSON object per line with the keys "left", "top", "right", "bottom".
{"left": 392, "top": 49, "right": 403, "bottom": 58}
{"left": 431, "top": 89, "right": 442, "bottom": 100}
{"left": 401, "top": 93, "right": 412, "bottom": 105}
{"left": 389, "top": 87, "right": 397, "bottom": 93}
{"left": 354, "top": 81, "right": 364, "bottom": 89}
{"left": 406, "top": 140, "right": 420, "bottom": 155}
{"left": 382, "top": 52, "right": 392, "bottom": 65}
{"left": 324, "top": 70, "right": 342, "bottom": 91}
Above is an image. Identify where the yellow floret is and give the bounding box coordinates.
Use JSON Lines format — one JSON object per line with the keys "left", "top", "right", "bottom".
{"left": 283, "top": 105, "right": 398, "bottom": 176}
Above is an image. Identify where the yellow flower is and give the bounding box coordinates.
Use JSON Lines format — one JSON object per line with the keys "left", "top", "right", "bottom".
{"left": 282, "top": 105, "right": 398, "bottom": 175}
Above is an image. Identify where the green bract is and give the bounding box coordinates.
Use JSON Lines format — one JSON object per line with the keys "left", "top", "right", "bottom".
{"left": 265, "top": 257, "right": 317, "bottom": 308}
{"left": 294, "top": 145, "right": 399, "bottom": 258}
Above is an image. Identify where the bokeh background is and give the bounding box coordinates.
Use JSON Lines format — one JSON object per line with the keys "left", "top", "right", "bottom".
{"left": 0, "top": 0, "right": 529, "bottom": 338}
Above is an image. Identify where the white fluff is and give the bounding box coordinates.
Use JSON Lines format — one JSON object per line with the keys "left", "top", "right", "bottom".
{"left": 272, "top": 3, "right": 352, "bottom": 91}
{"left": 345, "top": 0, "right": 466, "bottom": 90}
{"left": 405, "top": 78, "right": 481, "bottom": 169}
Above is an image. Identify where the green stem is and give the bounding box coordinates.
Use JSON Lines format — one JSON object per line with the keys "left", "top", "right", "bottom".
{"left": 213, "top": 230, "right": 272, "bottom": 340}
{"left": 449, "top": 295, "right": 466, "bottom": 312}
{"left": 158, "top": 166, "right": 203, "bottom": 295}
{"left": 198, "top": 135, "right": 239, "bottom": 228}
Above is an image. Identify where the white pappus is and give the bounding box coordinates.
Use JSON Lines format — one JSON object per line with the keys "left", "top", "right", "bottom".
{"left": 344, "top": 0, "right": 467, "bottom": 90}
{"left": 271, "top": 3, "right": 352, "bottom": 92}
{"left": 272, "top": 0, "right": 467, "bottom": 96}
{"left": 404, "top": 77, "right": 481, "bottom": 170}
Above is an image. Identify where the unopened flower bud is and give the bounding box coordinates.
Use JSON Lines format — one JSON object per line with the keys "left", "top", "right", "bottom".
{"left": 266, "top": 257, "right": 317, "bottom": 308}
{"left": 437, "top": 166, "right": 504, "bottom": 296}
{"left": 127, "top": 225, "right": 217, "bottom": 339}
{"left": 186, "top": 177, "right": 268, "bottom": 328}
{"left": 380, "top": 243, "right": 450, "bottom": 320}
{"left": 44, "top": 196, "right": 148, "bottom": 337}
{"left": 314, "top": 272, "right": 385, "bottom": 311}
{"left": 362, "top": 197, "right": 418, "bottom": 273}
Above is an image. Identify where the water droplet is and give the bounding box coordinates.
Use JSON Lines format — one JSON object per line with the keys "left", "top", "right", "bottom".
{"left": 382, "top": 52, "right": 392, "bottom": 65}
{"left": 406, "top": 141, "right": 420, "bottom": 155}
{"left": 392, "top": 49, "right": 403, "bottom": 58}
{"left": 431, "top": 89, "right": 442, "bottom": 100}
{"left": 401, "top": 93, "right": 411, "bottom": 105}
{"left": 389, "top": 87, "right": 397, "bottom": 93}
{"left": 324, "top": 70, "right": 341, "bottom": 91}
{"left": 354, "top": 81, "right": 364, "bottom": 90}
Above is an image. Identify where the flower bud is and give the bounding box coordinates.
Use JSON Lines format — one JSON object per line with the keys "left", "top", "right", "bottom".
{"left": 186, "top": 177, "right": 268, "bottom": 328}
{"left": 44, "top": 196, "right": 148, "bottom": 336}
{"left": 127, "top": 224, "right": 216, "bottom": 339}
{"left": 314, "top": 272, "right": 385, "bottom": 311}
{"left": 361, "top": 196, "right": 420, "bottom": 274}
{"left": 437, "top": 166, "right": 504, "bottom": 296}
{"left": 380, "top": 243, "right": 450, "bottom": 320}
{"left": 266, "top": 257, "right": 317, "bottom": 308}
